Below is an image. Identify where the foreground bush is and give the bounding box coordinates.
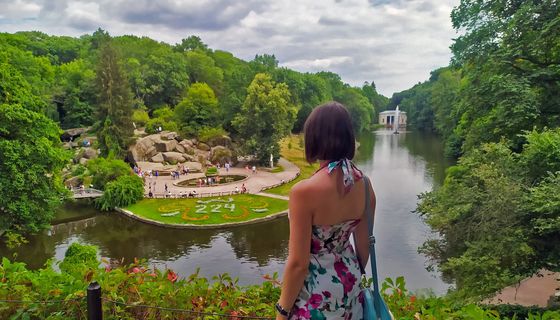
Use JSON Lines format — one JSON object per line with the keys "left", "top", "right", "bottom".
{"left": 0, "top": 244, "right": 558, "bottom": 319}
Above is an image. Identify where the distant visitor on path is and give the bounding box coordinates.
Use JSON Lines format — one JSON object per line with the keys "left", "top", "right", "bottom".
{"left": 276, "top": 102, "right": 376, "bottom": 319}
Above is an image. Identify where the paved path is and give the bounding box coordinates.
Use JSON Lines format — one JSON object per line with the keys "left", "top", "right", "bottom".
{"left": 144, "top": 158, "right": 299, "bottom": 198}
{"left": 484, "top": 269, "right": 560, "bottom": 307}
{"left": 256, "top": 193, "right": 289, "bottom": 201}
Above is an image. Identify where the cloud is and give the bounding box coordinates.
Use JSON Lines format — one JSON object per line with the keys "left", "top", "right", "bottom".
{"left": 0, "top": 0, "right": 460, "bottom": 95}
{"left": 103, "top": 0, "right": 268, "bottom": 31}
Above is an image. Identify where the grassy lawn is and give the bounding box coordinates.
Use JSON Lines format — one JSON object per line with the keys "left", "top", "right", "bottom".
{"left": 267, "top": 135, "right": 319, "bottom": 196}
{"left": 125, "top": 194, "right": 288, "bottom": 225}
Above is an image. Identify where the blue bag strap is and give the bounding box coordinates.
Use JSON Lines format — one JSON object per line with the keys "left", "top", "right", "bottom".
{"left": 362, "top": 176, "right": 381, "bottom": 297}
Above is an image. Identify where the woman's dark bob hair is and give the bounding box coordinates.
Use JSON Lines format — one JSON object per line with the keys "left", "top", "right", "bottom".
{"left": 304, "top": 101, "right": 355, "bottom": 163}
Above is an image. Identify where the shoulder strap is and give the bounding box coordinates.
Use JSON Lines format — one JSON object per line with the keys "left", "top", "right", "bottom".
{"left": 363, "top": 176, "right": 382, "bottom": 297}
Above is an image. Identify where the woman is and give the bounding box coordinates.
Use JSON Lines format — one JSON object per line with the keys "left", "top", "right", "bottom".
{"left": 276, "top": 102, "right": 375, "bottom": 319}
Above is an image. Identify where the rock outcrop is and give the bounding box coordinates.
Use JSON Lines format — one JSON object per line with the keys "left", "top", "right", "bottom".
{"left": 151, "top": 153, "right": 165, "bottom": 163}
{"left": 163, "top": 152, "right": 186, "bottom": 164}
{"left": 129, "top": 132, "right": 232, "bottom": 167}
{"left": 155, "top": 139, "right": 178, "bottom": 152}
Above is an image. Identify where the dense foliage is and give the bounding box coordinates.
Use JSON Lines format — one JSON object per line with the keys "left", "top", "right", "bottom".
{"left": 388, "top": 1, "right": 559, "bottom": 158}
{"left": 233, "top": 73, "right": 297, "bottom": 163}
{"left": 1, "top": 244, "right": 557, "bottom": 319}
{"left": 0, "top": 91, "right": 69, "bottom": 234}
{"left": 418, "top": 129, "right": 560, "bottom": 300}
{"left": 86, "top": 157, "right": 133, "bottom": 190}
{"left": 95, "top": 40, "right": 135, "bottom": 158}
{"left": 96, "top": 175, "right": 144, "bottom": 211}
{"left": 0, "top": 29, "right": 382, "bottom": 156}
{"left": 377, "top": 0, "right": 560, "bottom": 301}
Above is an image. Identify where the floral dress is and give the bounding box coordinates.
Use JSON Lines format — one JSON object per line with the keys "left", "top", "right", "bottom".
{"left": 290, "top": 219, "right": 364, "bottom": 320}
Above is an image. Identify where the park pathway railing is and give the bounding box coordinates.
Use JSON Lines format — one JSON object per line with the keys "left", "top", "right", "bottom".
{"left": 1, "top": 282, "right": 275, "bottom": 319}
{"left": 72, "top": 188, "right": 104, "bottom": 199}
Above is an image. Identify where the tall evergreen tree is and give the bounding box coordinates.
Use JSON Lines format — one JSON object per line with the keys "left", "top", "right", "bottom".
{"left": 95, "top": 40, "right": 134, "bottom": 158}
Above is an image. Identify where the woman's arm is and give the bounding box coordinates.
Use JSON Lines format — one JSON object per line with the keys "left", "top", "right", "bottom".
{"left": 277, "top": 183, "right": 313, "bottom": 319}
{"left": 354, "top": 182, "right": 376, "bottom": 270}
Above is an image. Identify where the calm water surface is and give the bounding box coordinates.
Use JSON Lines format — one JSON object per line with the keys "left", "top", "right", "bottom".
{"left": 0, "top": 130, "right": 452, "bottom": 294}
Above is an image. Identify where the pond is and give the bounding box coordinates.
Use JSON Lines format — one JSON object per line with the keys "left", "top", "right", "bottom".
{"left": 0, "top": 130, "right": 453, "bottom": 294}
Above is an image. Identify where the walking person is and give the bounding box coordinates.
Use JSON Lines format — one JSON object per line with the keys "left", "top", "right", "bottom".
{"left": 275, "top": 102, "right": 375, "bottom": 319}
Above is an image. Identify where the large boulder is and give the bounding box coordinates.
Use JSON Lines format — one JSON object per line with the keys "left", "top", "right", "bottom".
{"left": 182, "top": 161, "right": 202, "bottom": 171}
{"left": 151, "top": 153, "right": 165, "bottom": 163}
{"left": 161, "top": 131, "right": 178, "bottom": 141}
{"left": 179, "top": 139, "right": 194, "bottom": 148}
{"left": 130, "top": 135, "right": 159, "bottom": 162}
{"left": 206, "top": 135, "right": 232, "bottom": 148}
{"left": 163, "top": 152, "right": 186, "bottom": 164}
{"left": 61, "top": 127, "right": 90, "bottom": 142}
{"left": 82, "top": 148, "right": 98, "bottom": 159}
{"left": 155, "top": 139, "right": 178, "bottom": 152}
{"left": 175, "top": 144, "right": 186, "bottom": 153}
{"left": 210, "top": 146, "right": 233, "bottom": 164}
{"left": 198, "top": 142, "right": 211, "bottom": 151}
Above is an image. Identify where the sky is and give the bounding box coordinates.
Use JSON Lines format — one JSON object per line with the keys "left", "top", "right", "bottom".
{"left": 0, "top": 0, "right": 460, "bottom": 96}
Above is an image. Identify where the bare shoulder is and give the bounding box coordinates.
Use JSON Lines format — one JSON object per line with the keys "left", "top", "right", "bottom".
{"left": 289, "top": 178, "right": 316, "bottom": 200}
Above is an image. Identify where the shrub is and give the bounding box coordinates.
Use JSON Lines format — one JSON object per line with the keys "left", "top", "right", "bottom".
{"left": 145, "top": 118, "right": 178, "bottom": 134}
{"left": 198, "top": 127, "right": 227, "bottom": 143}
{"left": 87, "top": 158, "right": 132, "bottom": 190}
{"left": 520, "top": 128, "right": 560, "bottom": 184}
{"left": 205, "top": 167, "right": 218, "bottom": 176}
{"left": 95, "top": 175, "right": 144, "bottom": 211}
{"left": 1, "top": 251, "right": 557, "bottom": 320}
{"left": 59, "top": 242, "right": 98, "bottom": 274}
{"left": 131, "top": 110, "right": 150, "bottom": 127}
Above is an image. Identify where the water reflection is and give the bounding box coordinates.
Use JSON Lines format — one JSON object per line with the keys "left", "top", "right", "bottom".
{"left": 355, "top": 130, "right": 451, "bottom": 294}
{"left": 0, "top": 130, "right": 451, "bottom": 292}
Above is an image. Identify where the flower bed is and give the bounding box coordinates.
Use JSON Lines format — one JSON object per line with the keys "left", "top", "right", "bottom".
{"left": 124, "top": 194, "right": 288, "bottom": 226}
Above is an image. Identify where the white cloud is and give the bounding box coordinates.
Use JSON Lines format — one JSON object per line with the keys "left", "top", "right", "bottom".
{"left": 0, "top": 0, "right": 460, "bottom": 95}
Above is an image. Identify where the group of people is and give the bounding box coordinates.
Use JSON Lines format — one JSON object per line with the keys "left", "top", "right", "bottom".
{"left": 234, "top": 183, "right": 247, "bottom": 194}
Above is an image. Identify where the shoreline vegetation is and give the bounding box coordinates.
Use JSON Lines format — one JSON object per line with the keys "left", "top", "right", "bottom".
{"left": 2, "top": 0, "right": 560, "bottom": 316}
{"left": 1, "top": 243, "right": 558, "bottom": 319}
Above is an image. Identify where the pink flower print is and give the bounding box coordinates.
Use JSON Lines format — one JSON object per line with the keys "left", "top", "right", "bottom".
{"left": 293, "top": 306, "right": 311, "bottom": 319}
{"left": 334, "top": 259, "right": 357, "bottom": 294}
{"left": 311, "top": 238, "right": 321, "bottom": 254}
{"left": 309, "top": 294, "right": 323, "bottom": 309}
{"left": 322, "top": 291, "right": 332, "bottom": 299}
{"left": 342, "top": 269, "right": 358, "bottom": 294}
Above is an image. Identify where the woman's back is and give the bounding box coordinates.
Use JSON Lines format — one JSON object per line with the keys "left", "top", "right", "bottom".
{"left": 288, "top": 166, "right": 368, "bottom": 319}
{"left": 301, "top": 168, "right": 366, "bottom": 226}
{"left": 277, "top": 102, "right": 373, "bottom": 320}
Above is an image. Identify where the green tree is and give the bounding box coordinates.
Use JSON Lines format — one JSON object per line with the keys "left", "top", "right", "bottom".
{"left": 96, "top": 175, "right": 144, "bottom": 211}
{"left": 185, "top": 50, "right": 223, "bottom": 94}
{"left": 337, "top": 87, "right": 375, "bottom": 133}
{"left": 95, "top": 41, "right": 135, "bottom": 158}
{"left": 116, "top": 36, "right": 189, "bottom": 109}
{"left": 175, "top": 35, "right": 210, "bottom": 53}
{"left": 0, "top": 104, "right": 69, "bottom": 233}
{"left": 362, "top": 81, "right": 389, "bottom": 121}
{"left": 53, "top": 59, "right": 96, "bottom": 128}
{"left": 174, "top": 83, "right": 219, "bottom": 136}
{"left": 233, "top": 73, "right": 297, "bottom": 164}
{"left": 292, "top": 74, "right": 331, "bottom": 132}
{"left": 86, "top": 157, "right": 132, "bottom": 190}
